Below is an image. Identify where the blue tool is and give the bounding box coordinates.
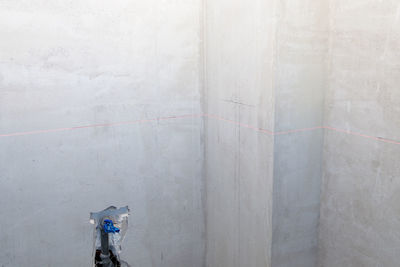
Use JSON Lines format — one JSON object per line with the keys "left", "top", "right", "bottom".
{"left": 90, "top": 206, "right": 129, "bottom": 266}
{"left": 103, "top": 219, "right": 120, "bottom": 233}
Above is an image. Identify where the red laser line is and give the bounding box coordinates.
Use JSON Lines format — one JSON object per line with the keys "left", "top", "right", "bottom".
{"left": 274, "top": 126, "right": 324, "bottom": 135}
{"left": 324, "top": 126, "right": 400, "bottom": 145}
{"left": 205, "top": 113, "right": 400, "bottom": 146}
{"left": 0, "top": 114, "right": 203, "bottom": 138}
{"left": 204, "top": 114, "right": 274, "bottom": 135}
{"left": 0, "top": 113, "right": 398, "bottom": 146}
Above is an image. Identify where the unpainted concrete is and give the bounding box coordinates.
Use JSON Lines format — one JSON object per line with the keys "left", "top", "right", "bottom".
{"left": 272, "top": 1, "right": 328, "bottom": 266}
{"left": 1, "top": 1, "right": 400, "bottom": 266}
{"left": 0, "top": 1, "right": 204, "bottom": 266}
{"left": 204, "top": 0, "right": 328, "bottom": 266}
{"left": 319, "top": 1, "right": 400, "bottom": 266}
{"left": 204, "top": 0, "right": 276, "bottom": 266}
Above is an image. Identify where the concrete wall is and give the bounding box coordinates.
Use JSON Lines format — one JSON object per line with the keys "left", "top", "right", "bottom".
{"left": 2, "top": 1, "right": 400, "bottom": 266}
{"left": 0, "top": 1, "right": 204, "bottom": 266}
{"left": 319, "top": 1, "right": 400, "bottom": 266}
{"left": 204, "top": 0, "right": 276, "bottom": 266}
{"left": 204, "top": 1, "right": 328, "bottom": 266}
{"left": 272, "top": 1, "right": 328, "bottom": 267}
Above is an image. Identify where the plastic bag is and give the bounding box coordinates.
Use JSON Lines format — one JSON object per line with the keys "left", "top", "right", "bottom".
{"left": 90, "top": 206, "right": 130, "bottom": 267}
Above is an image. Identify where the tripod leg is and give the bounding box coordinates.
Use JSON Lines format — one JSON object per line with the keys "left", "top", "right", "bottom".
{"left": 99, "top": 230, "right": 113, "bottom": 267}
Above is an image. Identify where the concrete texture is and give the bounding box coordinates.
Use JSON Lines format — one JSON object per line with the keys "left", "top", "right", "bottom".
{"left": 1, "top": 0, "right": 400, "bottom": 266}
{"left": 0, "top": 1, "right": 204, "bottom": 266}
{"left": 272, "top": 1, "right": 328, "bottom": 267}
{"left": 204, "top": 1, "right": 400, "bottom": 267}
{"left": 319, "top": 1, "right": 400, "bottom": 266}
{"left": 204, "top": 0, "right": 328, "bottom": 266}
{"left": 204, "top": 0, "right": 276, "bottom": 266}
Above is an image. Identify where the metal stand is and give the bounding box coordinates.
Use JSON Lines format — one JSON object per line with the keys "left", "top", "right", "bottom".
{"left": 99, "top": 226, "right": 113, "bottom": 267}
{"left": 90, "top": 206, "right": 129, "bottom": 267}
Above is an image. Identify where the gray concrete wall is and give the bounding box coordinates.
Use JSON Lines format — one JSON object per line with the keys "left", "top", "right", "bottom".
{"left": 0, "top": 1, "right": 204, "bottom": 266}
{"left": 2, "top": 1, "right": 400, "bottom": 266}
{"left": 271, "top": 1, "right": 328, "bottom": 267}
{"left": 319, "top": 1, "right": 400, "bottom": 266}
{"left": 204, "top": 0, "right": 276, "bottom": 266}
{"left": 204, "top": 1, "right": 328, "bottom": 266}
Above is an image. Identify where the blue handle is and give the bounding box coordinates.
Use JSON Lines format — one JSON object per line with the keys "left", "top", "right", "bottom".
{"left": 103, "top": 219, "right": 120, "bottom": 233}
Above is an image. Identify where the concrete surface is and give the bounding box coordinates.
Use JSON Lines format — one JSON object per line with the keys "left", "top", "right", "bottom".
{"left": 0, "top": 1, "right": 204, "bottom": 266}
{"left": 204, "top": 0, "right": 276, "bottom": 266}
{"left": 272, "top": 1, "right": 328, "bottom": 266}
{"left": 1, "top": 0, "right": 400, "bottom": 266}
{"left": 204, "top": 1, "right": 400, "bottom": 267}
{"left": 204, "top": 0, "right": 328, "bottom": 266}
{"left": 319, "top": 1, "right": 400, "bottom": 266}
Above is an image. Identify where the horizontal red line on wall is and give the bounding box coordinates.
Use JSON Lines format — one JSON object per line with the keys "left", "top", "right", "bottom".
{"left": 0, "top": 114, "right": 203, "bottom": 137}
{"left": 204, "top": 113, "right": 400, "bottom": 145}
{"left": 0, "top": 113, "right": 399, "bottom": 146}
